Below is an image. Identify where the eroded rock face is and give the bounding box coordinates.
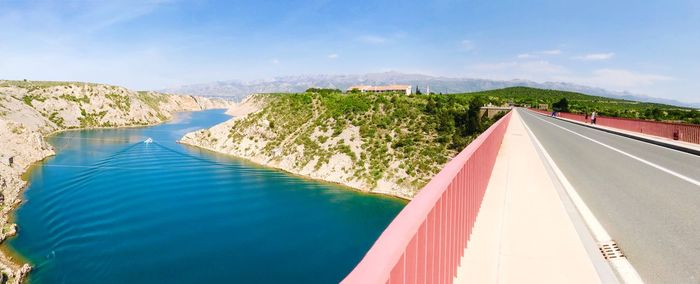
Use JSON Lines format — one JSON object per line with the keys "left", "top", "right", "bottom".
{"left": 0, "top": 83, "right": 234, "bottom": 132}
{"left": 0, "top": 80, "right": 235, "bottom": 283}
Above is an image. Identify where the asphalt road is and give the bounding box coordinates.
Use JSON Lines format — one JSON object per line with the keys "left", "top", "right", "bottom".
{"left": 518, "top": 108, "right": 700, "bottom": 284}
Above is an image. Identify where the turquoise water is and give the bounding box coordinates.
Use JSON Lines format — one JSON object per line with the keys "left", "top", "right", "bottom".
{"left": 8, "top": 110, "right": 405, "bottom": 284}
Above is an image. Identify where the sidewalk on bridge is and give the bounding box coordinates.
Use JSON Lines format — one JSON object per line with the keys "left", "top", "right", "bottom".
{"left": 454, "top": 110, "right": 607, "bottom": 283}
{"left": 555, "top": 115, "right": 700, "bottom": 153}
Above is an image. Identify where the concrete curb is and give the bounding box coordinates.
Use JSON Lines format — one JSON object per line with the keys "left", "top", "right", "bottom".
{"left": 520, "top": 111, "right": 621, "bottom": 284}
{"left": 520, "top": 109, "right": 644, "bottom": 283}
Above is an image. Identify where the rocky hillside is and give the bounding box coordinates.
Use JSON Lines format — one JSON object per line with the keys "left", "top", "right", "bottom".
{"left": 181, "top": 90, "right": 503, "bottom": 199}
{"left": 0, "top": 80, "right": 233, "bottom": 283}
{"left": 0, "top": 80, "right": 234, "bottom": 132}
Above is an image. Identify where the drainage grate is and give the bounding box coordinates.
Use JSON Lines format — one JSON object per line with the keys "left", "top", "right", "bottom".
{"left": 599, "top": 241, "right": 625, "bottom": 260}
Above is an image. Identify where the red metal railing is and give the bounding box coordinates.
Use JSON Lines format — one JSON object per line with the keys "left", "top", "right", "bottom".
{"left": 597, "top": 117, "right": 700, "bottom": 144}
{"left": 528, "top": 108, "right": 700, "bottom": 144}
{"left": 342, "top": 111, "right": 512, "bottom": 284}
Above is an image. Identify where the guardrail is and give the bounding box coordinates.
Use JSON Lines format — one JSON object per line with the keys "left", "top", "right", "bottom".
{"left": 342, "top": 111, "right": 512, "bottom": 284}
{"left": 530, "top": 109, "right": 700, "bottom": 144}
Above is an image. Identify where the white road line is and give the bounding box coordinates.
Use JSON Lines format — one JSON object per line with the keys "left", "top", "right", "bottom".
{"left": 520, "top": 110, "right": 643, "bottom": 283}
{"left": 530, "top": 111, "right": 700, "bottom": 159}
{"left": 527, "top": 112, "right": 700, "bottom": 187}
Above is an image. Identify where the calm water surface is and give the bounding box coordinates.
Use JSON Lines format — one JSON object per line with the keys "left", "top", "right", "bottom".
{"left": 9, "top": 110, "right": 405, "bottom": 284}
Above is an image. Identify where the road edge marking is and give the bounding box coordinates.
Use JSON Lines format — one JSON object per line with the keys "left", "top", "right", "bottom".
{"left": 519, "top": 109, "right": 644, "bottom": 284}
{"left": 529, "top": 113, "right": 700, "bottom": 187}
{"left": 534, "top": 112, "right": 700, "bottom": 158}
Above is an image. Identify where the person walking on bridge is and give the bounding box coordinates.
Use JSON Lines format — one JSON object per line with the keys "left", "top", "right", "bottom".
{"left": 591, "top": 111, "right": 597, "bottom": 125}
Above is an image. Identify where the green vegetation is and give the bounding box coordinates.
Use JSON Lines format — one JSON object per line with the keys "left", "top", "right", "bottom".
{"left": 0, "top": 80, "right": 101, "bottom": 93}
{"left": 1, "top": 223, "right": 12, "bottom": 234}
{"left": 136, "top": 91, "right": 170, "bottom": 120}
{"left": 59, "top": 94, "right": 90, "bottom": 104}
{"left": 79, "top": 108, "right": 108, "bottom": 127}
{"left": 552, "top": 98, "right": 569, "bottom": 112}
{"left": 304, "top": 88, "right": 341, "bottom": 94}
{"left": 228, "top": 90, "right": 502, "bottom": 193}
{"left": 136, "top": 91, "right": 168, "bottom": 109}
{"left": 460, "top": 87, "right": 700, "bottom": 124}
{"left": 10, "top": 125, "right": 23, "bottom": 134}
{"left": 105, "top": 93, "right": 131, "bottom": 112}
{"left": 0, "top": 80, "right": 97, "bottom": 88}
{"left": 48, "top": 111, "right": 65, "bottom": 127}
{"left": 22, "top": 94, "right": 46, "bottom": 107}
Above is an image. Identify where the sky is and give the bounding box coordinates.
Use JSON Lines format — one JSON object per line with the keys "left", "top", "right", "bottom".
{"left": 1, "top": 0, "right": 699, "bottom": 103}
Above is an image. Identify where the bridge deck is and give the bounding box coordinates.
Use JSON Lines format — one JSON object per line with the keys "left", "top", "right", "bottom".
{"left": 520, "top": 109, "right": 700, "bottom": 283}
{"left": 454, "top": 110, "right": 608, "bottom": 283}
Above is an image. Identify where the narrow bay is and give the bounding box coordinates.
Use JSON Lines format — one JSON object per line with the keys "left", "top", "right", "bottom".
{"left": 8, "top": 109, "right": 405, "bottom": 283}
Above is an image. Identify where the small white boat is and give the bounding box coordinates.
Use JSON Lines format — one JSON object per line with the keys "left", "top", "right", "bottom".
{"left": 144, "top": 138, "right": 153, "bottom": 144}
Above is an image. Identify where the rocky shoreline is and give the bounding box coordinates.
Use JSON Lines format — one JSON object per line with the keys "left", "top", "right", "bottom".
{"left": 0, "top": 80, "right": 233, "bottom": 283}
{"left": 177, "top": 137, "right": 412, "bottom": 202}
{"left": 179, "top": 94, "right": 420, "bottom": 200}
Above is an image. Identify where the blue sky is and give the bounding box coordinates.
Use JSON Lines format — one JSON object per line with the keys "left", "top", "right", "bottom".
{"left": 1, "top": 0, "right": 698, "bottom": 103}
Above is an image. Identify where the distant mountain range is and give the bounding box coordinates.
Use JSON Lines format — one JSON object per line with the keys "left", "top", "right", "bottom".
{"left": 162, "top": 72, "right": 700, "bottom": 108}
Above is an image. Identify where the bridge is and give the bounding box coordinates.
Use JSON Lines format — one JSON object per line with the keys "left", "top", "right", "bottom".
{"left": 342, "top": 108, "right": 700, "bottom": 283}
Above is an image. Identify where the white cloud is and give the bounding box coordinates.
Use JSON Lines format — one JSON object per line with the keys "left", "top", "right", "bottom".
{"left": 270, "top": 58, "right": 280, "bottom": 64}
{"left": 327, "top": 53, "right": 339, "bottom": 59}
{"left": 0, "top": 1, "right": 168, "bottom": 38}
{"left": 556, "top": 68, "right": 672, "bottom": 89}
{"left": 516, "top": 49, "right": 561, "bottom": 59}
{"left": 460, "top": 40, "right": 475, "bottom": 51}
{"left": 539, "top": 49, "right": 561, "bottom": 55}
{"left": 357, "top": 35, "right": 387, "bottom": 44}
{"left": 465, "top": 60, "right": 568, "bottom": 81}
{"left": 465, "top": 60, "right": 673, "bottom": 94}
{"left": 575, "top": 52, "right": 615, "bottom": 61}
{"left": 82, "top": 2, "right": 167, "bottom": 34}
